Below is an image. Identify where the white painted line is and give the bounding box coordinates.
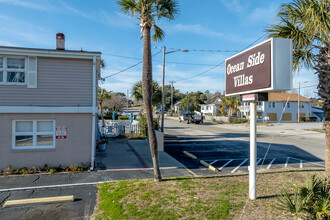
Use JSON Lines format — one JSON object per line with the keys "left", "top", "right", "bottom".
{"left": 219, "top": 159, "right": 233, "bottom": 170}
{"left": 0, "top": 181, "right": 109, "bottom": 193}
{"left": 300, "top": 160, "right": 303, "bottom": 168}
{"left": 209, "top": 160, "right": 218, "bottom": 165}
{"left": 231, "top": 159, "right": 248, "bottom": 173}
{"left": 285, "top": 157, "right": 290, "bottom": 168}
{"left": 267, "top": 158, "right": 276, "bottom": 169}
{"left": 256, "top": 158, "right": 262, "bottom": 165}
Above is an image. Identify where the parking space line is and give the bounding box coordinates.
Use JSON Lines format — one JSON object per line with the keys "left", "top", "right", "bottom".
{"left": 285, "top": 157, "right": 290, "bottom": 168}
{"left": 209, "top": 160, "right": 218, "bottom": 165}
{"left": 256, "top": 158, "right": 262, "bottom": 165}
{"left": 231, "top": 159, "right": 248, "bottom": 173}
{"left": 218, "top": 159, "right": 233, "bottom": 170}
{"left": 266, "top": 158, "right": 276, "bottom": 169}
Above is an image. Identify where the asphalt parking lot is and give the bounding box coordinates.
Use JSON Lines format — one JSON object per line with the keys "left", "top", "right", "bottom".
{"left": 164, "top": 118, "right": 325, "bottom": 176}
{"left": 0, "top": 185, "right": 97, "bottom": 220}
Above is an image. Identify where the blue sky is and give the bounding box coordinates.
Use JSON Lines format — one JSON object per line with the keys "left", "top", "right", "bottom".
{"left": 0, "top": 0, "right": 319, "bottom": 98}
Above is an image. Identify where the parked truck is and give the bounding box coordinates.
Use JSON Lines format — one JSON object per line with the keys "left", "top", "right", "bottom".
{"left": 179, "top": 106, "right": 202, "bottom": 124}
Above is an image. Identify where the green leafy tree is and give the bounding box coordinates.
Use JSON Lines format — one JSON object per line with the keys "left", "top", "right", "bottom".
{"left": 132, "top": 80, "right": 162, "bottom": 107}
{"left": 181, "top": 91, "right": 207, "bottom": 112}
{"left": 266, "top": 0, "right": 330, "bottom": 177}
{"left": 118, "top": 0, "right": 178, "bottom": 181}
{"left": 163, "top": 84, "right": 184, "bottom": 110}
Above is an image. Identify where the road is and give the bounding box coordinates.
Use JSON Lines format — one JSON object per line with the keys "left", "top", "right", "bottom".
{"left": 164, "top": 117, "right": 325, "bottom": 176}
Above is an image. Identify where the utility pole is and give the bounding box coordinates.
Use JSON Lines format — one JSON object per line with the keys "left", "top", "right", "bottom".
{"left": 298, "top": 82, "right": 300, "bottom": 122}
{"left": 169, "top": 81, "right": 176, "bottom": 112}
{"left": 161, "top": 46, "right": 166, "bottom": 132}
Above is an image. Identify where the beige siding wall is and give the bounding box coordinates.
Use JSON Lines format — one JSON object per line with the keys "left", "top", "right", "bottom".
{"left": 0, "top": 113, "right": 92, "bottom": 170}
{"left": 0, "top": 58, "right": 93, "bottom": 106}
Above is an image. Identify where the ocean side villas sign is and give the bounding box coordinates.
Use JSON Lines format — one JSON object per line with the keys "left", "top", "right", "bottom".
{"left": 225, "top": 38, "right": 293, "bottom": 96}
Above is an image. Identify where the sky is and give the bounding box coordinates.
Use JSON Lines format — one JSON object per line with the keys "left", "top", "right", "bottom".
{"left": 0, "top": 0, "right": 319, "bottom": 98}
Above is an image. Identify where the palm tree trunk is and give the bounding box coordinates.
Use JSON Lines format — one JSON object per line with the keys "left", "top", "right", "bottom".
{"left": 142, "top": 25, "right": 162, "bottom": 181}
{"left": 315, "top": 45, "right": 330, "bottom": 178}
{"left": 99, "top": 100, "right": 105, "bottom": 126}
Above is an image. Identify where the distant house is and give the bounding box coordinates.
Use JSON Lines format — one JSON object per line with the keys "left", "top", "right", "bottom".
{"left": 238, "top": 93, "right": 313, "bottom": 122}
{"left": 200, "top": 103, "right": 221, "bottom": 116}
{"left": 0, "top": 33, "right": 101, "bottom": 170}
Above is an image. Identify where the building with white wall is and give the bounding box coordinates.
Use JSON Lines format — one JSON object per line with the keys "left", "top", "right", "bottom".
{"left": 200, "top": 104, "right": 221, "bottom": 116}
{"left": 238, "top": 93, "right": 313, "bottom": 122}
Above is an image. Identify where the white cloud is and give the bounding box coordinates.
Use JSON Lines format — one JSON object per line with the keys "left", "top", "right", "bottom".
{"left": 0, "top": 14, "right": 53, "bottom": 47}
{"left": 0, "top": 0, "right": 57, "bottom": 12}
{"left": 58, "top": 1, "right": 94, "bottom": 19}
{"left": 245, "top": 4, "right": 279, "bottom": 24}
{"left": 99, "top": 10, "right": 137, "bottom": 29}
{"left": 172, "top": 24, "right": 223, "bottom": 38}
{"left": 219, "top": 0, "right": 246, "bottom": 14}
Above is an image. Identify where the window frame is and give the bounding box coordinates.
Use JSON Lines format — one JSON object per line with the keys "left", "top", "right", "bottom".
{"left": 0, "top": 56, "right": 27, "bottom": 85}
{"left": 12, "top": 120, "right": 56, "bottom": 150}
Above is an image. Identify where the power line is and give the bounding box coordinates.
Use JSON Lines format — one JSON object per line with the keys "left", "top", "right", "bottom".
{"left": 102, "top": 50, "right": 162, "bottom": 79}
{"left": 102, "top": 53, "right": 217, "bottom": 67}
{"left": 173, "top": 34, "right": 269, "bottom": 82}
{"left": 166, "top": 48, "right": 240, "bottom": 53}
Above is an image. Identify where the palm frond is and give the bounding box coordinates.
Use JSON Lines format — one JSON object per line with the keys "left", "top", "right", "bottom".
{"left": 117, "top": 0, "right": 139, "bottom": 15}
{"left": 152, "top": 24, "right": 164, "bottom": 42}
{"left": 155, "top": 0, "right": 179, "bottom": 20}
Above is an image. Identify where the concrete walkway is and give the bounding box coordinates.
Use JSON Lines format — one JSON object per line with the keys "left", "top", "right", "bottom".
{"left": 0, "top": 138, "right": 191, "bottom": 192}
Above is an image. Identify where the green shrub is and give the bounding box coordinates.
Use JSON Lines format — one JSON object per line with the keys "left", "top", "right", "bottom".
{"left": 277, "top": 175, "right": 330, "bottom": 219}
{"left": 118, "top": 116, "right": 129, "bottom": 120}
{"left": 139, "top": 116, "right": 160, "bottom": 138}
{"left": 232, "top": 118, "right": 248, "bottom": 124}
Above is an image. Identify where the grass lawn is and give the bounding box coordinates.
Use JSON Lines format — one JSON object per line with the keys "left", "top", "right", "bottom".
{"left": 92, "top": 169, "right": 324, "bottom": 219}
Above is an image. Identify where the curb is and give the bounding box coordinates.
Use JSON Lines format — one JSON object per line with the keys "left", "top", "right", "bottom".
{"left": 3, "top": 195, "right": 74, "bottom": 207}
{"left": 183, "top": 151, "right": 218, "bottom": 172}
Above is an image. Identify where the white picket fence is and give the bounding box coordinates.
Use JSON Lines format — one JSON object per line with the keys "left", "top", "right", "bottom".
{"left": 99, "top": 120, "right": 140, "bottom": 137}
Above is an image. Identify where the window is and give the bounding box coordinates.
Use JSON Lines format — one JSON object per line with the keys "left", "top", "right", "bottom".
{"left": 13, "top": 120, "right": 55, "bottom": 149}
{"left": 272, "top": 102, "right": 275, "bottom": 108}
{"left": 302, "top": 103, "right": 304, "bottom": 108}
{"left": 283, "top": 102, "right": 290, "bottom": 108}
{"left": 0, "top": 57, "right": 26, "bottom": 84}
{"left": 268, "top": 102, "right": 271, "bottom": 108}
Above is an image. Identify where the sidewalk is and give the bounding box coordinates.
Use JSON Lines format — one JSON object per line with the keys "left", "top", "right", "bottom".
{"left": 0, "top": 138, "right": 191, "bottom": 191}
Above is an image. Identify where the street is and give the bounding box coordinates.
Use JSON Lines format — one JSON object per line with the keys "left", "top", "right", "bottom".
{"left": 164, "top": 117, "right": 325, "bottom": 176}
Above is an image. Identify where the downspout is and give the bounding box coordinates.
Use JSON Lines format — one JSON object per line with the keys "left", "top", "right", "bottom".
{"left": 91, "top": 56, "right": 97, "bottom": 170}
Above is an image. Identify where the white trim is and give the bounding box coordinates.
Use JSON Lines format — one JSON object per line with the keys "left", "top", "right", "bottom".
{"left": 0, "top": 106, "right": 93, "bottom": 113}
{"left": 0, "top": 47, "right": 101, "bottom": 60}
{"left": 0, "top": 56, "right": 27, "bottom": 85}
{"left": 91, "top": 56, "right": 97, "bottom": 170}
{"left": 12, "top": 119, "right": 56, "bottom": 150}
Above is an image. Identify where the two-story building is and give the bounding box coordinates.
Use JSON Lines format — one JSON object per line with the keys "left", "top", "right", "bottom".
{"left": 0, "top": 34, "right": 101, "bottom": 170}
{"left": 200, "top": 103, "right": 221, "bottom": 116}
{"left": 238, "top": 93, "right": 313, "bottom": 122}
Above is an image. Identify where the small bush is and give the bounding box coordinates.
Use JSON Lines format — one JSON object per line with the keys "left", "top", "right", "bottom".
{"left": 232, "top": 118, "right": 248, "bottom": 124}
{"left": 118, "top": 116, "right": 129, "bottom": 120}
{"left": 277, "top": 175, "right": 330, "bottom": 219}
{"left": 139, "top": 116, "right": 160, "bottom": 138}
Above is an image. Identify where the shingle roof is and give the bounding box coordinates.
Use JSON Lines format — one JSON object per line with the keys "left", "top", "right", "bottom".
{"left": 268, "top": 93, "right": 310, "bottom": 102}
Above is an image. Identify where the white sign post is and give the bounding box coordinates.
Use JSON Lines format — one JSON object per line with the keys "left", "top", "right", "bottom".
{"left": 249, "top": 102, "right": 257, "bottom": 200}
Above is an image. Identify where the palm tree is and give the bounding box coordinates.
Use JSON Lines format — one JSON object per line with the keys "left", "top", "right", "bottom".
{"left": 117, "top": 0, "right": 178, "bottom": 181}
{"left": 98, "top": 88, "right": 111, "bottom": 126}
{"left": 266, "top": 0, "right": 330, "bottom": 178}
{"left": 221, "top": 96, "right": 240, "bottom": 117}
{"left": 132, "top": 80, "right": 162, "bottom": 106}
